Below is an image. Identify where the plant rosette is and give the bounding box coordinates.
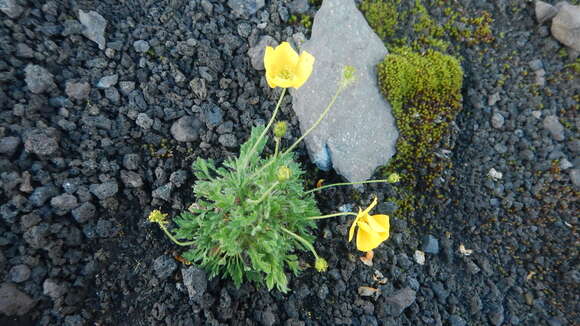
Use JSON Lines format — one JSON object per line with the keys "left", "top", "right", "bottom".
{"left": 149, "top": 42, "right": 393, "bottom": 292}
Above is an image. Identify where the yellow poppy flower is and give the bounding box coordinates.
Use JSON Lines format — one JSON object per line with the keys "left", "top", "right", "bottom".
{"left": 348, "top": 197, "right": 390, "bottom": 252}
{"left": 264, "top": 42, "right": 314, "bottom": 89}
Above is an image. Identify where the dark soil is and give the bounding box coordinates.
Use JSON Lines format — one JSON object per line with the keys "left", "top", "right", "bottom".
{"left": 0, "top": 0, "right": 577, "bottom": 325}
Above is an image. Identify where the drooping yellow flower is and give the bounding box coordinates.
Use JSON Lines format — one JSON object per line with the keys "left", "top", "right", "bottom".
{"left": 264, "top": 42, "right": 314, "bottom": 89}
{"left": 348, "top": 197, "right": 390, "bottom": 252}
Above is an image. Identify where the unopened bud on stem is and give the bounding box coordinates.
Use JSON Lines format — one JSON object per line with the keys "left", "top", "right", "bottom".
{"left": 277, "top": 166, "right": 292, "bottom": 182}
{"left": 273, "top": 121, "right": 288, "bottom": 138}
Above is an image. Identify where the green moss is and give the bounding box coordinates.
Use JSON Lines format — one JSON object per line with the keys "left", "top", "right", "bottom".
{"left": 378, "top": 47, "right": 463, "bottom": 215}
{"left": 359, "top": 0, "right": 403, "bottom": 40}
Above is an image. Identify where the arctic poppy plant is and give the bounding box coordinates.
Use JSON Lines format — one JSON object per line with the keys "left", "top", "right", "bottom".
{"left": 264, "top": 42, "right": 314, "bottom": 89}
{"left": 348, "top": 197, "right": 390, "bottom": 252}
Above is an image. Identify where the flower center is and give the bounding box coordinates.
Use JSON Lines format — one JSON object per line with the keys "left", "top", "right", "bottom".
{"left": 278, "top": 68, "right": 293, "bottom": 80}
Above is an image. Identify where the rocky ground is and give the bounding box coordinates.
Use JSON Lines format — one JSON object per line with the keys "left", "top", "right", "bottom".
{"left": 0, "top": 0, "right": 578, "bottom": 325}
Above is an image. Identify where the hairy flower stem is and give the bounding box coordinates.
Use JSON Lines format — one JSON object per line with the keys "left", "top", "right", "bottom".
{"left": 248, "top": 181, "right": 280, "bottom": 205}
{"left": 284, "top": 84, "right": 346, "bottom": 154}
{"left": 242, "top": 88, "right": 287, "bottom": 169}
{"left": 274, "top": 137, "right": 281, "bottom": 157}
{"left": 306, "top": 212, "right": 357, "bottom": 220}
{"left": 281, "top": 227, "right": 319, "bottom": 259}
{"left": 158, "top": 223, "right": 196, "bottom": 247}
{"left": 305, "top": 179, "right": 389, "bottom": 194}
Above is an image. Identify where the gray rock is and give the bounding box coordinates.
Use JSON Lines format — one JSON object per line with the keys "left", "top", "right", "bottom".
{"left": 291, "top": 0, "right": 397, "bottom": 183}
{"left": 78, "top": 10, "right": 107, "bottom": 50}
{"left": 488, "top": 92, "right": 501, "bottom": 106}
{"left": 29, "top": 185, "right": 59, "bottom": 207}
{"left": 43, "top": 278, "right": 67, "bottom": 299}
{"left": 528, "top": 58, "right": 544, "bottom": 71}
{"left": 89, "top": 181, "right": 118, "bottom": 200}
{"left": 133, "top": 40, "right": 150, "bottom": 53}
{"left": 123, "top": 153, "right": 140, "bottom": 170}
{"left": 0, "top": 136, "right": 20, "bottom": 156}
{"left": 559, "top": 158, "right": 573, "bottom": 170}
{"left": 64, "top": 315, "right": 85, "bottom": 326}
{"left": 227, "top": 0, "right": 265, "bottom": 17}
{"left": 16, "top": 43, "right": 34, "bottom": 58}
{"left": 8, "top": 265, "right": 31, "bottom": 283}
{"left": 152, "top": 183, "right": 173, "bottom": 201}
{"left": 136, "top": 113, "right": 153, "bottom": 129}
{"left": 383, "top": 287, "right": 416, "bottom": 316}
{"left": 189, "top": 78, "right": 207, "bottom": 99}
{"left": 24, "top": 65, "right": 54, "bottom": 94}
{"left": 119, "top": 81, "right": 135, "bottom": 95}
{"left": 97, "top": 74, "right": 118, "bottom": 89}
{"left": 0, "top": 283, "right": 35, "bottom": 316}
{"left": 23, "top": 224, "right": 50, "bottom": 248}
{"left": 217, "top": 121, "right": 234, "bottom": 134}
{"left": 65, "top": 81, "right": 91, "bottom": 100}
{"left": 218, "top": 134, "right": 238, "bottom": 148}
{"left": 0, "top": 0, "right": 24, "bottom": 18}
{"left": 201, "top": 0, "right": 213, "bottom": 15}
{"left": 487, "top": 304, "right": 505, "bottom": 326}
{"left": 71, "top": 202, "right": 96, "bottom": 223}
{"left": 182, "top": 266, "right": 207, "bottom": 302}
{"left": 96, "top": 219, "right": 118, "bottom": 237}
{"left": 551, "top": 2, "right": 580, "bottom": 52}
{"left": 568, "top": 139, "right": 580, "bottom": 153}
{"left": 50, "top": 193, "right": 79, "bottom": 215}
{"left": 491, "top": 112, "right": 505, "bottom": 129}
{"left": 24, "top": 129, "right": 59, "bottom": 156}
{"left": 543, "top": 115, "right": 565, "bottom": 141}
{"left": 170, "top": 170, "right": 188, "bottom": 187}
{"left": 202, "top": 104, "right": 224, "bottom": 129}
{"left": 536, "top": 1, "right": 559, "bottom": 24}
{"left": 421, "top": 235, "right": 440, "bottom": 254}
{"left": 171, "top": 116, "right": 202, "bottom": 142}
{"left": 569, "top": 169, "right": 580, "bottom": 187}
{"left": 288, "top": 0, "right": 310, "bottom": 14}
{"left": 449, "top": 315, "right": 467, "bottom": 326}
{"left": 153, "top": 255, "right": 178, "bottom": 279}
{"left": 120, "top": 170, "right": 143, "bottom": 188}
{"left": 247, "top": 35, "right": 279, "bottom": 70}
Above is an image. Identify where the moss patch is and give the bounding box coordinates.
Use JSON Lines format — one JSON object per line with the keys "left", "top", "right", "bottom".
{"left": 359, "top": 0, "right": 403, "bottom": 40}
{"left": 378, "top": 47, "right": 463, "bottom": 215}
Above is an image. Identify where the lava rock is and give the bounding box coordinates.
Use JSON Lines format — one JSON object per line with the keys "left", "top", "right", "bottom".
{"left": 288, "top": 0, "right": 310, "bottom": 14}
{"left": 24, "top": 129, "right": 59, "bottom": 156}
{"left": 50, "top": 193, "right": 79, "bottom": 215}
{"left": 0, "top": 136, "right": 20, "bottom": 156}
{"left": 29, "top": 185, "right": 59, "bottom": 207}
{"left": 491, "top": 112, "right": 505, "bottom": 129}
{"left": 382, "top": 287, "right": 416, "bottom": 316}
{"left": 449, "top": 314, "right": 467, "bottom": 326}
{"left": 569, "top": 169, "right": 580, "bottom": 187}
{"left": 43, "top": 278, "right": 67, "bottom": 299}
{"left": 120, "top": 170, "right": 143, "bottom": 188}
{"left": 78, "top": 10, "right": 107, "bottom": 50}
{"left": 24, "top": 65, "right": 54, "bottom": 94}
{"left": 202, "top": 104, "right": 224, "bottom": 129}
{"left": 8, "top": 265, "right": 31, "bottom": 283}
{"left": 551, "top": 2, "right": 580, "bottom": 52}
{"left": 97, "top": 74, "right": 118, "bottom": 89}
{"left": 169, "top": 170, "right": 188, "bottom": 187}
{"left": 89, "top": 181, "right": 118, "bottom": 200}
{"left": 152, "top": 183, "right": 173, "bottom": 201}
{"left": 291, "top": 0, "right": 398, "bottom": 182}
{"left": 487, "top": 304, "right": 505, "bottom": 326}
{"left": 133, "top": 40, "right": 150, "bottom": 53}
{"left": 247, "top": 35, "right": 279, "bottom": 70}
{"left": 189, "top": 78, "right": 207, "bottom": 99}
{"left": 421, "top": 235, "right": 440, "bottom": 254}
{"left": 0, "top": 0, "right": 24, "bottom": 18}
{"left": 182, "top": 266, "right": 207, "bottom": 303}
{"left": 536, "top": 1, "right": 558, "bottom": 24}
{"left": 0, "top": 283, "right": 35, "bottom": 316}
{"left": 543, "top": 115, "right": 565, "bottom": 141}
{"left": 153, "top": 255, "right": 178, "bottom": 279}
{"left": 65, "top": 81, "right": 91, "bottom": 100}
{"left": 227, "top": 0, "right": 265, "bottom": 17}
{"left": 136, "top": 113, "right": 153, "bottom": 130}
{"left": 171, "top": 116, "right": 202, "bottom": 142}
{"left": 71, "top": 202, "right": 96, "bottom": 223}
{"left": 218, "top": 134, "right": 238, "bottom": 148}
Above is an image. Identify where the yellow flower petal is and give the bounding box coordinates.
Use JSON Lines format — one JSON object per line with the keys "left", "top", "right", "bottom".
{"left": 366, "top": 214, "right": 387, "bottom": 233}
{"left": 291, "top": 51, "right": 315, "bottom": 89}
{"left": 356, "top": 226, "right": 383, "bottom": 252}
{"left": 264, "top": 46, "right": 275, "bottom": 73}
{"left": 361, "top": 197, "right": 378, "bottom": 217}
{"left": 275, "top": 42, "right": 299, "bottom": 67}
{"left": 348, "top": 209, "right": 363, "bottom": 242}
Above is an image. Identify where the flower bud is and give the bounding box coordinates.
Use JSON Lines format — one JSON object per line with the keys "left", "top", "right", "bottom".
{"left": 387, "top": 173, "right": 401, "bottom": 183}
{"left": 148, "top": 209, "right": 168, "bottom": 225}
{"left": 341, "top": 65, "right": 357, "bottom": 87}
{"left": 273, "top": 121, "right": 288, "bottom": 138}
{"left": 314, "top": 257, "right": 328, "bottom": 272}
{"left": 277, "top": 166, "right": 292, "bottom": 182}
